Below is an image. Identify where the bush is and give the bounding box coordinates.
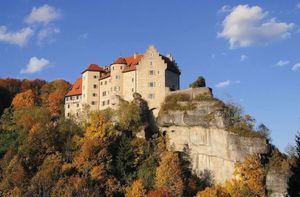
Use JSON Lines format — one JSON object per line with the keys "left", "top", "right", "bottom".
{"left": 160, "top": 93, "right": 195, "bottom": 113}
{"left": 189, "top": 76, "right": 206, "bottom": 88}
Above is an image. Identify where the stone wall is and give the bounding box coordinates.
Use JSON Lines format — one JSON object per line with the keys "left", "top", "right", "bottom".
{"left": 266, "top": 170, "right": 290, "bottom": 197}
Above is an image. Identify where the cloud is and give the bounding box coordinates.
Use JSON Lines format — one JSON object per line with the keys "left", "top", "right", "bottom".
{"left": 218, "top": 5, "right": 232, "bottom": 13}
{"left": 37, "top": 26, "right": 60, "bottom": 45}
{"left": 292, "top": 62, "right": 300, "bottom": 71}
{"left": 0, "top": 26, "right": 33, "bottom": 46}
{"left": 218, "top": 5, "right": 294, "bottom": 49}
{"left": 20, "top": 57, "right": 50, "bottom": 74}
{"left": 276, "top": 60, "right": 289, "bottom": 67}
{"left": 25, "top": 4, "right": 60, "bottom": 24}
{"left": 297, "top": 2, "right": 300, "bottom": 9}
{"left": 215, "top": 80, "right": 240, "bottom": 88}
{"left": 240, "top": 54, "right": 248, "bottom": 61}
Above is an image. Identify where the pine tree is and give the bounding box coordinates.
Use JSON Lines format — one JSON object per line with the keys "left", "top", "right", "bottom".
{"left": 287, "top": 132, "right": 300, "bottom": 197}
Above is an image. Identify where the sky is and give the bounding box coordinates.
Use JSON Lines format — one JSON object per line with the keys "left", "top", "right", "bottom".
{"left": 0, "top": 0, "right": 299, "bottom": 151}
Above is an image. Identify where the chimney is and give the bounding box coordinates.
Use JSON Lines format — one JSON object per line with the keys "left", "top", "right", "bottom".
{"left": 134, "top": 52, "right": 137, "bottom": 59}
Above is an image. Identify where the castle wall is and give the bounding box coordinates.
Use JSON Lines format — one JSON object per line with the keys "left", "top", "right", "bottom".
{"left": 99, "top": 76, "right": 111, "bottom": 110}
{"left": 123, "top": 70, "right": 136, "bottom": 101}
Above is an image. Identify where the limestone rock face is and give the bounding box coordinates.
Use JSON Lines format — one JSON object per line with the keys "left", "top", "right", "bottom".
{"left": 266, "top": 170, "right": 290, "bottom": 197}
{"left": 157, "top": 98, "right": 268, "bottom": 183}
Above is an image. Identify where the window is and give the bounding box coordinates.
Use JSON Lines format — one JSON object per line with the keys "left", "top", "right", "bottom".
{"left": 76, "top": 96, "right": 79, "bottom": 99}
{"left": 100, "top": 82, "right": 103, "bottom": 85}
{"left": 107, "top": 100, "right": 110, "bottom": 105}
{"left": 67, "top": 104, "right": 70, "bottom": 108}
{"left": 94, "top": 75, "right": 97, "bottom": 79}
{"left": 102, "top": 91, "right": 106, "bottom": 96}
{"left": 149, "top": 70, "right": 155, "bottom": 75}
{"left": 91, "top": 101, "right": 96, "bottom": 105}
{"left": 150, "top": 61, "right": 152, "bottom": 65}
{"left": 114, "top": 86, "right": 117, "bottom": 91}
{"left": 93, "top": 84, "right": 97, "bottom": 88}
{"left": 149, "top": 82, "right": 155, "bottom": 87}
{"left": 76, "top": 112, "right": 78, "bottom": 117}
{"left": 105, "top": 81, "right": 107, "bottom": 85}
{"left": 102, "top": 101, "right": 105, "bottom": 106}
{"left": 132, "top": 88, "right": 134, "bottom": 92}
{"left": 115, "top": 75, "right": 120, "bottom": 80}
{"left": 70, "top": 97, "right": 73, "bottom": 100}
{"left": 112, "top": 66, "right": 114, "bottom": 70}
{"left": 120, "top": 66, "right": 123, "bottom": 69}
{"left": 65, "top": 97, "right": 68, "bottom": 101}
{"left": 67, "top": 113, "right": 70, "bottom": 117}
{"left": 93, "top": 93, "right": 97, "bottom": 97}
{"left": 157, "top": 70, "right": 160, "bottom": 74}
{"left": 148, "top": 94, "right": 155, "bottom": 99}
{"left": 132, "top": 78, "right": 134, "bottom": 82}
{"left": 77, "top": 104, "right": 79, "bottom": 107}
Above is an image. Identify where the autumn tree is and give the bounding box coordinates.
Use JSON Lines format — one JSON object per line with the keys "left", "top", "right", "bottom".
{"left": 155, "top": 151, "right": 184, "bottom": 197}
{"left": 12, "top": 89, "right": 36, "bottom": 109}
{"left": 125, "top": 179, "right": 146, "bottom": 197}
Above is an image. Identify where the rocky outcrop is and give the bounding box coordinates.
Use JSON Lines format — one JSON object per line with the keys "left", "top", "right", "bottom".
{"left": 157, "top": 88, "right": 268, "bottom": 183}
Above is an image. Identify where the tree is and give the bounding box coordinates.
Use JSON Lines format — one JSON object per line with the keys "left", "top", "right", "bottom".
{"left": 288, "top": 132, "right": 300, "bottom": 197}
{"left": 257, "top": 123, "right": 271, "bottom": 141}
{"left": 125, "top": 179, "right": 146, "bottom": 197}
{"left": 189, "top": 76, "right": 206, "bottom": 88}
{"left": 155, "top": 151, "right": 184, "bottom": 197}
{"left": 12, "top": 89, "right": 36, "bottom": 109}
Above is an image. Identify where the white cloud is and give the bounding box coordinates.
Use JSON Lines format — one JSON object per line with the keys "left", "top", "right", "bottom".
{"left": 20, "top": 57, "right": 49, "bottom": 74}
{"left": 25, "top": 4, "right": 60, "bottom": 25}
{"left": 276, "top": 60, "right": 289, "bottom": 67}
{"left": 0, "top": 26, "right": 33, "bottom": 46}
{"left": 218, "top": 5, "right": 232, "bottom": 13}
{"left": 215, "top": 80, "right": 240, "bottom": 88}
{"left": 218, "top": 5, "right": 294, "bottom": 49}
{"left": 292, "top": 62, "right": 300, "bottom": 71}
{"left": 37, "top": 26, "right": 60, "bottom": 45}
{"left": 240, "top": 54, "right": 248, "bottom": 61}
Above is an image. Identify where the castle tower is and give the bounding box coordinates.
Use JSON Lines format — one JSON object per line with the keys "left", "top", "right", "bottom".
{"left": 81, "top": 64, "right": 103, "bottom": 110}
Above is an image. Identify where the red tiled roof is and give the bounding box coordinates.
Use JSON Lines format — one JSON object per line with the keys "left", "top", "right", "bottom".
{"left": 113, "top": 57, "right": 127, "bottom": 64}
{"left": 82, "top": 64, "right": 104, "bottom": 73}
{"left": 66, "top": 78, "right": 82, "bottom": 96}
{"left": 123, "top": 54, "right": 144, "bottom": 73}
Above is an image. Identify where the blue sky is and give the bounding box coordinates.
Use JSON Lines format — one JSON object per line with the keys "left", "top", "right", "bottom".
{"left": 0, "top": 0, "right": 299, "bottom": 151}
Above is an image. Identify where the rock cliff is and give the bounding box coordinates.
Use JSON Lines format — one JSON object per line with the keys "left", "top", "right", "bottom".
{"left": 157, "top": 88, "right": 269, "bottom": 183}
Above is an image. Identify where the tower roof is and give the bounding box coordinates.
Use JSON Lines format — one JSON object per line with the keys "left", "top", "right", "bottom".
{"left": 82, "top": 64, "right": 104, "bottom": 73}
{"left": 113, "top": 57, "right": 127, "bottom": 64}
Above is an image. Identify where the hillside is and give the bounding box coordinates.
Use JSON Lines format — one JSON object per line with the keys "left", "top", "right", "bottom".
{"left": 0, "top": 78, "right": 292, "bottom": 196}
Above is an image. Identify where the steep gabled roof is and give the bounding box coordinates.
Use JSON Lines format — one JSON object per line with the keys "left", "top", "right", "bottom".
{"left": 82, "top": 64, "right": 104, "bottom": 73}
{"left": 66, "top": 78, "right": 82, "bottom": 96}
{"left": 123, "top": 54, "right": 144, "bottom": 73}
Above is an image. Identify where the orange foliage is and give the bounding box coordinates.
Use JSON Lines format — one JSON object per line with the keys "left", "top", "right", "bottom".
{"left": 125, "top": 179, "right": 146, "bottom": 197}
{"left": 147, "top": 189, "right": 171, "bottom": 197}
{"left": 12, "top": 89, "right": 36, "bottom": 109}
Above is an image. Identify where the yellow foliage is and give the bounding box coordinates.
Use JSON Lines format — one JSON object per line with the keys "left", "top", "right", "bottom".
{"left": 196, "top": 185, "right": 229, "bottom": 197}
{"left": 125, "top": 179, "right": 146, "bottom": 197}
{"left": 155, "top": 151, "right": 184, "bottom": 197}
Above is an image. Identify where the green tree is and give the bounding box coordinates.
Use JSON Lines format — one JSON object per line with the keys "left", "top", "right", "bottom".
{"left": 189, "top": 76, "right": 206, "bottom": 88}
{"left": 288, "top": 132, "right": 300, "bottom": 197}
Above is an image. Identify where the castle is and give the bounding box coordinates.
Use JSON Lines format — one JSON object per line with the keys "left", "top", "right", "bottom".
{"left": 64, "top": 45, "right": 181, "bottom": 117}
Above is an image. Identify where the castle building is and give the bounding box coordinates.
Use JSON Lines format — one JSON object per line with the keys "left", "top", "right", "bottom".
{"left": 64, "top": 45, "right": 181, "bottom": 117}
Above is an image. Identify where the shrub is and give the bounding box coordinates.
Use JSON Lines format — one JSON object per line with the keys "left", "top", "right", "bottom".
{"left": 189, "top": 76, "right": 206, "bottom": 88}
